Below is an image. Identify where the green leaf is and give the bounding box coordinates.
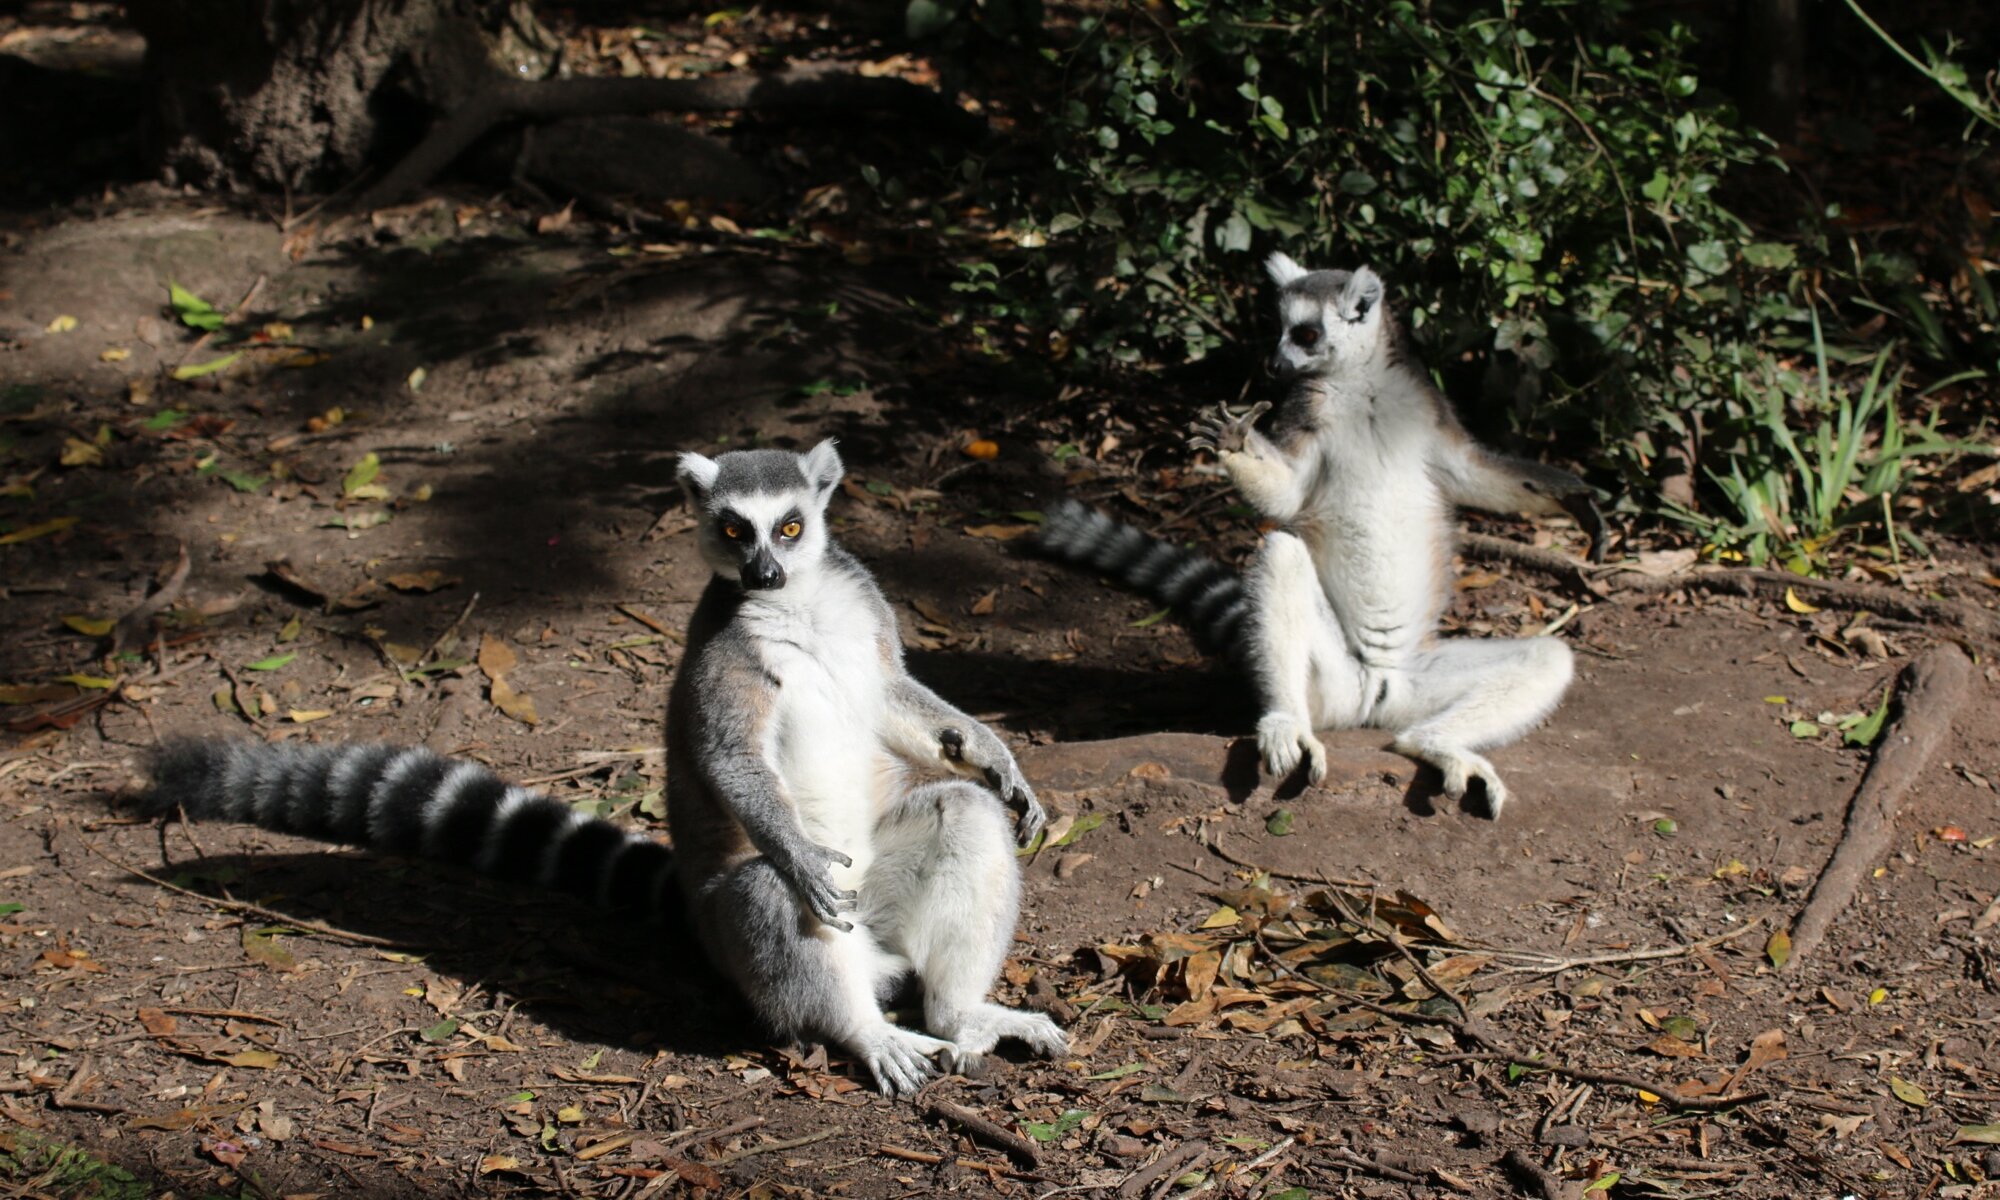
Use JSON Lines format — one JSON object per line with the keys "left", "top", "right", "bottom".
{"left": 1053, "top": 812, "right": 1105, "bottom": 848}
{"left": 1084, "top": 1062, "right": 1147, "bottom": 1081}
{"left": 168, "top": 282, "right": 225, "bottom": 331}
{"left": 245, "top": 652, "right": 297, "bottom": 672}
{"left": 1953, "top": 1124, "right": 2000, "bottom": 1145}
{"left": 0, "top": 901, "right": 24, "bottom": 916}
{"left": 1741, "top": 242, "right": 1797, "bottom": 270}
{"left": 171, "top": 352, "right": 241, "bottom": 380}
{"left": 420, "top": 1017, "right": 461, "bottom": 1044}
{"left": 1888, "top": 1075, "right": 1927, "bottom": 1107}
{"left": 142, "top": 409, "right": 188, "bottom": 431}
{"left": 1130, "top": 607, "right": 1171, "bottom": 628}
{"left": 1766, "top": 929, "right": 1792, "bottom": 969}
{"left": 1266, "top": 808, "right": 1295, "bottom": 836}
{"left": 1021, "top": 1108, "right": 1089, "bottom": 1142}
{"left": 343, "top": 452, "right": 381, "bottom": 496}
{"left": 1582, "top": 1174, "right": 1621, "bottom": 1195}
{"left": 215, "top": 469, "right": 267, "bottom": 494}
{"left": 1789, "top": 720, "right": 1821, "bottom": 738}
{"left": 1843, "top": 687, "right": 1892, "bottom": 747}
{"left": 1653, "top": 817, "right": 1678, "bottom": 837}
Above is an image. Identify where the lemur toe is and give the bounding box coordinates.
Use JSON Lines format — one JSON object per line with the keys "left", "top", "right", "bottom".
{"left": 1302, "top": 736, "right": 1328, "bottom": 784}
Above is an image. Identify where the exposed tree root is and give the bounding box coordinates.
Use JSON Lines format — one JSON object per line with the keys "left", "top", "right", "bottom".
{"left": 357, "top": 64, "right": 983, "bottom": 210}
{"left": 1460, "top": 533, "right": 2000, "bottom": 644}
{"left": 1784, "top": 643, "right": 1973, "bottom": 969}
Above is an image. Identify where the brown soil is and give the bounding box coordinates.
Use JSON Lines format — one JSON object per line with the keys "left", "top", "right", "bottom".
{"left": 3, "top": 168, "right": 2000, "bottom": 1200}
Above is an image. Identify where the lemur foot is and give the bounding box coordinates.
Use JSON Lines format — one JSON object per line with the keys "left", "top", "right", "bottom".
{"left": 936, "top": 1004, "right": 1069, "bottom": 1076}
{"left": 1187, "top": 399, "right": 1272, "bottom": 458}
{"left": 1397, "top": 737, "right": 1509, "bottom": 818}
{"left": 1256, "top": 713, "right": 1327, "bottom": 784}
{"left": 856, "top": 1026, "right": 953, "bottom": 1097}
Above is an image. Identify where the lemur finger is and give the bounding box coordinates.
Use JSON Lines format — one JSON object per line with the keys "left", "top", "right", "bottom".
{"left": 1188, "top": 436, "right": 1218, "bottom": 454}
{"left": 938, "top": 727, "right": 965, "bottom": 760}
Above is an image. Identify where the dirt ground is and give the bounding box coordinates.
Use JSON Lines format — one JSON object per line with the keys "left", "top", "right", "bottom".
{"left": 3, "top": 5, "right": 2000, "bottom": 1179}
{"left": 1, "top": 193, "right": 1996, "bottom": 1200}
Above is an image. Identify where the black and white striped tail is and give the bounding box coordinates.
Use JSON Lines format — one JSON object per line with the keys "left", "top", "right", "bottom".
{"left": 139, "top": 740, "right": 677, "bottom": 917}
{"left": 1032, "top": 500, "right": 1251, "bottom": 658}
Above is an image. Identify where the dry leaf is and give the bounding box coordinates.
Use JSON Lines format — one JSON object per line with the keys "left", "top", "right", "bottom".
{"left": 490, "top": 674, "right": 540, "bottom": 726}
{"left": 478, "top": 633, "right": 519, "bottom": 679}
{"left": 963, "top": 523, "right": 1035, "bottom": 541}
{"left": 384, "top": 570, "right": 459, "bottom": 593}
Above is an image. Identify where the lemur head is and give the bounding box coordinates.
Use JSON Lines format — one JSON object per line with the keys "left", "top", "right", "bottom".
{"left": 1263, "top": 252, "right": 1388, "bottom": 380}
{"left": 676, "top": 440, "right": 843, "bottom": 592}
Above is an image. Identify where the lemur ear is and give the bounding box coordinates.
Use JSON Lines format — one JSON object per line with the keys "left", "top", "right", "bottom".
{"left": 1264, "top": 251, "right": 1308, "bottom": 287}
{"left": 799, "top": 438, "right": 843, "bottom": 500}
{"left": 676, "top": 452, "right": 720, "bottom": 505}
{"left": 1343, "top": 267, "right": 1385, "bottom": 322}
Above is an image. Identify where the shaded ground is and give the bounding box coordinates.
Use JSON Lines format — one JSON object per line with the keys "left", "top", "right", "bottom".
{"left": 2, "top": 194, "right": 1998, "bottom": 1200}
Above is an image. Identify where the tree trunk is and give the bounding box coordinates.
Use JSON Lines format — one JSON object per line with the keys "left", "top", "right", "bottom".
{"left": 1732, "top": 0, "right": 1803, "bottom": 143}
{"left": 124, "top": 0, "right": 552, "bottom": 192}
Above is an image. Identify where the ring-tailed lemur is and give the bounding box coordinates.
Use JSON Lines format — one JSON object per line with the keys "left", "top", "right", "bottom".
{"left": 1036, "top": 255, "right": 1602, "bottom": 817}
{"left": 138, "top": 440, "right": 1066, "bottom": 1095}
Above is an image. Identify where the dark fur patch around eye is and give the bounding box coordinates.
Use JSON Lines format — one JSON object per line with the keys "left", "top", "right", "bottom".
{"left": 1289, "top": 323, "right": 1322, "bottom": 347}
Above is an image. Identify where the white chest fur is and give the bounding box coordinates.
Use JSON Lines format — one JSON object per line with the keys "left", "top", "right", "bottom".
{"left": 741, "top": 575, "right": 896, "bottom": 883}
{"left": 1299, "top": 379, "right": 1449, "bottom": 663}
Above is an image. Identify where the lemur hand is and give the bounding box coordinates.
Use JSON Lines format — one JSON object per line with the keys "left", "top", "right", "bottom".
{"left": 1187, "top": 400, "right": 1273, "bottom": 459}
{"left": 939, "top": 727, "right": 1047, "bottom": 847}
{"left": 774, "top": 839, "right": 859, "bottom": 931}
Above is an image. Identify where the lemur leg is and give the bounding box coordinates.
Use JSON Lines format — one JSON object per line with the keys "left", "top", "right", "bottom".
{"left": 1381, "top": 636, "right": 1574, "bottom": 818}
{"left": 1245, "top": 531, "right": 1363, "bottom": 783}
{"left": 692, "top": 859, "right": 949, "bottom": 1097}
{"left": 865, "top": 780, "right": 1067, "bottom": 1075}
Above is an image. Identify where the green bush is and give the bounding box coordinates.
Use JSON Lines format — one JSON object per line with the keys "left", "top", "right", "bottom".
{"left": 911, "top": 0, "right": 1999, "bottom": 568}
{"left": 957, "top": 3, "right": 1796, "bottom": 473}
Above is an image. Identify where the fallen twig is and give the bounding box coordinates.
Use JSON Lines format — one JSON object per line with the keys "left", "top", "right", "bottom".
{"left": 1178, "top": 1137, "right": 1295, "bottom": 1198}
{"left": 1481, "top": 918, "right": 1764, "bottom": 976}
{"left": 1435, "top": 1052, "right": 1765, "bottom": 1112}
{"left": 1786, "top": 643, "right": 1974, "bottom": 968}
{"left": 703, "top": 1128, "right": 839, "bottom": 1166}
{"left": 70, "top": 827, "right": 406, "bottom": 948}
{"left": 877, "top": 1144, "right": 1040, "bottom": 1181}
{"left": 1327, "top": 1147, "right": 1424, "bottom": 1185}
{"left": 924, "top": 1098, "right": 1043, "bottom": 1167}
{"left": 1117, "top": 1140, "right": 1208, "bottom": 1199}
{"left": 1500, "top": 1148, "right": 1570, "bottom": 1200}
{"left": 420, "top": 589, "right": 480, "bottom": 667}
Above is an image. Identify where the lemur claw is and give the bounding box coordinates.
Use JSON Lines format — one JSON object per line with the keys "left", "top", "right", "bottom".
{"left": 1189, "top": 399, "right": 1272, "bottom": 459}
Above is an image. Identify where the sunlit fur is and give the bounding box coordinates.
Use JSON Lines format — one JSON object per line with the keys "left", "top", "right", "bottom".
{"left": 666, "top": 439, "right": 1066, "bottom": 1093}
{"left": 1195, "top": 253, "right": 1592, "bottom": 817}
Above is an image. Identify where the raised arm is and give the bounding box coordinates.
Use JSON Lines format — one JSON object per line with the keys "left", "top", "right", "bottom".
{"left": 876, "top": 629, "right": 1045, "bottom": 845}
{"left": 1428, "top": 420, "right": 1607, "bottom": 562}
{"left": 1190, "top": 400, "right": 1319, "bottom": 523}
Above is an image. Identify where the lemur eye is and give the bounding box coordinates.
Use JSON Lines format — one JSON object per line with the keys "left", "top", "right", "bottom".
{"left": 780, "top": 520, "right": 803, "bottom": 539}
{"left": 1289, "top": 323, "right": 1322, "bottom": 348}
{"left": 723, "top": 523, "right": 743, "bottom": 540}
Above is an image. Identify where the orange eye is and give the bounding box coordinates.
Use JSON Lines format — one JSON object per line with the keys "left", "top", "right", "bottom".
{"left": 723, "top": 524, "right": 743, "bottom": 540}
{"left": 781, "top": 521, "right": 803, "bottom": 539}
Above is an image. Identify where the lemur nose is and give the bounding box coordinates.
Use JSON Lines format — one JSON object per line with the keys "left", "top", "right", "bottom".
{"left": 743, "top": 555, "right": 786, "bottom": 590}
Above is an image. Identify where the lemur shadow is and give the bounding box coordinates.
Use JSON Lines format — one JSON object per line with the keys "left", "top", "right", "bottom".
{"left": 110, "top": 838, "right": 746, "bottom": 1061}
